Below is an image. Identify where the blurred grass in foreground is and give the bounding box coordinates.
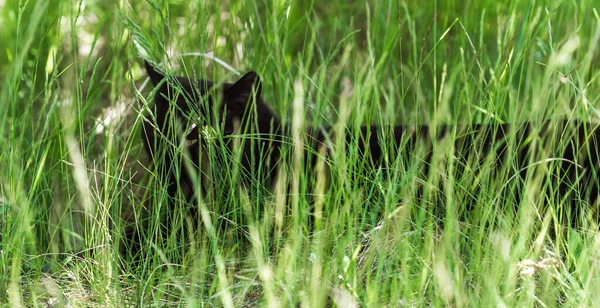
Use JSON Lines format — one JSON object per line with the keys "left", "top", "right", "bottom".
{"left": 1, "top": 0, "right": 600, "bottom": 306}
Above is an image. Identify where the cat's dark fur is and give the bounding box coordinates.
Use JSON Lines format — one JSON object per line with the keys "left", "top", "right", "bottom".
{"left": 141, "top": 61, "right": 600, "bottom": 234}
{"left": 142, "top": 61, "right": 286, "bottom": 206}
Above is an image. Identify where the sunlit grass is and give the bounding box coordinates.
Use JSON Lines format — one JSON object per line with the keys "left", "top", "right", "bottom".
{"left": 1, "top": 0, "right": 600, "bottom": 306}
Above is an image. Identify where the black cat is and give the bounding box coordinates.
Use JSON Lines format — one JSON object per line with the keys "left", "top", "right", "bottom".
{"left": 141, "top": 61, "right": 600, "bottom": 233}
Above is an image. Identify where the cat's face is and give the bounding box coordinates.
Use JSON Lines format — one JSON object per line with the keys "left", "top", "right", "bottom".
{"left": 142, "top": 61, "right": 283, "bottom": 186}
{"left": 144, "top": 61, "right": 284, "bottom": 150}
{"left": 144, "top": 60, "right": 269, "bottom": 132}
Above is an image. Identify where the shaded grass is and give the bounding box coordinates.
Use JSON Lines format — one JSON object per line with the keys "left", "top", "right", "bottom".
{"left": 1, "top": 0, "right": 600, "bottom": 306}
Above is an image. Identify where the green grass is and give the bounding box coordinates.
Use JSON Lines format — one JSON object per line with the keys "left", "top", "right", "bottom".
{"left": 2, "top": 0, "right": 600, "bottom": 306}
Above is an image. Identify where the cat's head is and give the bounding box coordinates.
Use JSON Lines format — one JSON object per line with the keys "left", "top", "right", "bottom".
{"left": 144, "top": 60, "right": 278, "bottom": 135}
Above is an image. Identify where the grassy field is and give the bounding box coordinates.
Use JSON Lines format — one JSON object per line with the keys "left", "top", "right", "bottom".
{"left": 2, "top": 0, "right": 600, "bottom": 306}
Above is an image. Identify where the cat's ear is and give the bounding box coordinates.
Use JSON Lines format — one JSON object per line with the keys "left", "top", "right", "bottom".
{"left": 145, "top": 60, "right": 166, "bottom": 86}
{"left": 225, "top": 71, "right": 262, "bottom": 106}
